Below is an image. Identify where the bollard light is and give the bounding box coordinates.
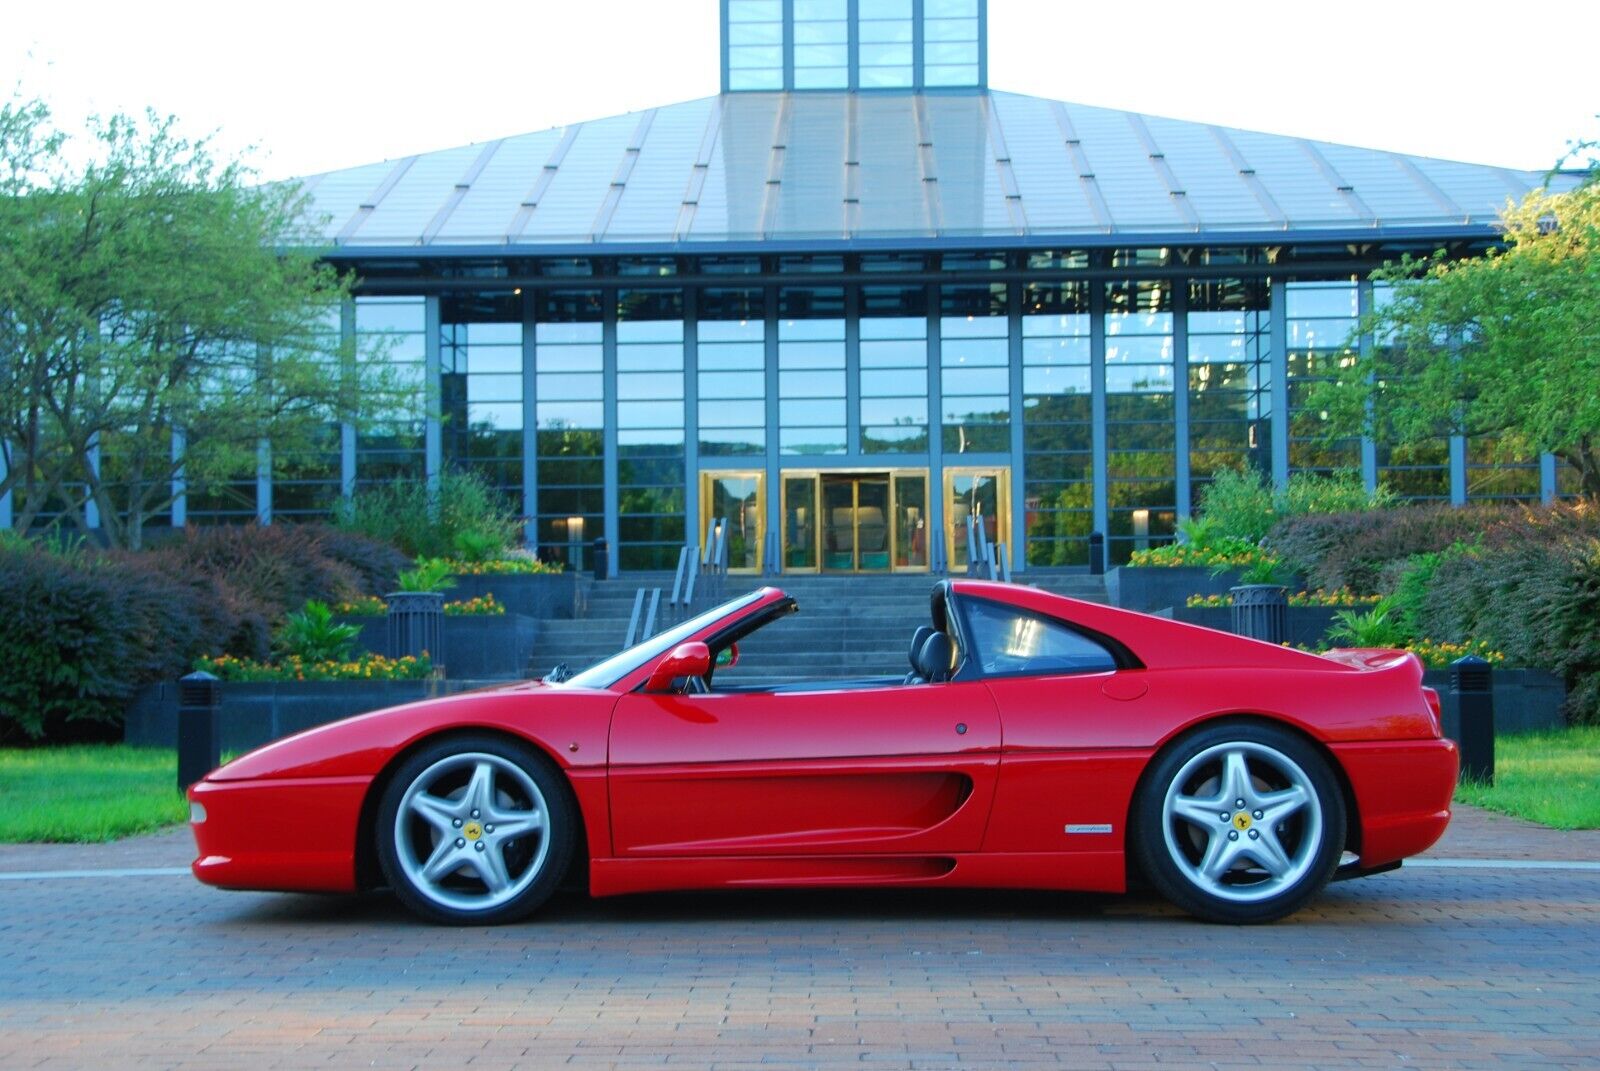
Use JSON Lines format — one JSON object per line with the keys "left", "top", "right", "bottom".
{"left": 178, "top": 671, "right": 221, "bottom": 790}
{"left": 1451, "top": 655, "right": 1495, "bottom": 785}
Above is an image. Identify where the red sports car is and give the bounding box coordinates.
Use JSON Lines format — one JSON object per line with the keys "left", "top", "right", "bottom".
{"left": 188, "top": 581, "right": 1457, "bottom": 925}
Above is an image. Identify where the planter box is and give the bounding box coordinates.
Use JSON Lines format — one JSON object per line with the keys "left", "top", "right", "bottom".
{"left": 1170, "top": 605, "right": 1342, "bottom": 648}
{"left": 124, "top": 678, "right": 508, "bottom": 753}
{"left": 447, "top": 572, "right": 590, "bottom": 620}
{"left": 1106, "top": 566, "right": 1307, "bottom": 613}
{"left": 345, "top": 614, "right": 540, "bottom": 680}
{"left": 1423, "top": 668, "right": 1567, "bottom": 736}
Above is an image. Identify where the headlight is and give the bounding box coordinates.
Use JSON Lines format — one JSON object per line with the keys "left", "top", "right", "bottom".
{"left": 189, "top": 801, "right": 208, "bottom": 824}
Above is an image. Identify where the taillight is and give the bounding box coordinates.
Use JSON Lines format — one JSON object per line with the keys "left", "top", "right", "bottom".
{"left": 1421, "top": 687, "right": 1443, "bottom": 736}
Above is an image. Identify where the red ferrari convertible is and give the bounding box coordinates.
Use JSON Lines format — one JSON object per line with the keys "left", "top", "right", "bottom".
{"left": 189, "top": 580, "right": 1457, "bottom": 925}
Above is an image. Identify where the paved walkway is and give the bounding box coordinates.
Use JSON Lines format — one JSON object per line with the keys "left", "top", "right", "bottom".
{"left": 0, "top": 806, "right": 1595, "bottom": 1070}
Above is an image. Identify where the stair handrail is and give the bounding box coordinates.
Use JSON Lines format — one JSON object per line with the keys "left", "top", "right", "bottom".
{"left": 668, "top": 545, "right": 690, "bottom": 608}
{"left": 642, "top": 588, "right": 661, "bottom": 641}
{"left": 623, "top": 588, "right": 647, "bottom": 649}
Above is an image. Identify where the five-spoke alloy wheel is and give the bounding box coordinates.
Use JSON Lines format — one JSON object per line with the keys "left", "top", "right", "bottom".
{"left": 1132, "top": 721, "right": 1345, "bottom": 924}
{"left": 376, "top": 735, "right": 574, "bottom": 925}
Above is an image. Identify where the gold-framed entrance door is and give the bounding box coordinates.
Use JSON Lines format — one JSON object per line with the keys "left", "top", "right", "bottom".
{"left": 944, "top": 467, "right": 1010, "bottom": 574}
{"left": 780, "top": 469, "right": 929, "bottom": 574}
{"left": 699, "top": 470, "right": 764, "bottom": 573}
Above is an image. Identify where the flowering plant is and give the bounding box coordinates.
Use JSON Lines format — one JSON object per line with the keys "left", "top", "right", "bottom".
{"left": 444, "top": 594, "right": 506, "bottom": 616}
{"left": 331, "top": 595, "right": 388, "bottom": 617}
{"left": 194, "top": 652, "right": 435, "bottom": 682}
{"left": 1186, "top": 589, "right": 1384, "bottom": 609}
{"left": 427, "top": 553, "right": 563, "bottom": 576}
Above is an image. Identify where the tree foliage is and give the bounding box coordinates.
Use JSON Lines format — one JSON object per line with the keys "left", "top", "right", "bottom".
{"left": 0, "top": 93, "right": 405, "bottom": 546}
{"left": 1306, "top": 157, "right": 1600, "bottom": 498}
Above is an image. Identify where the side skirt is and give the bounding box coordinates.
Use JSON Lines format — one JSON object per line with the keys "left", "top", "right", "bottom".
{"left": 588, "top": 851, "right": 1126, "bottom": 898}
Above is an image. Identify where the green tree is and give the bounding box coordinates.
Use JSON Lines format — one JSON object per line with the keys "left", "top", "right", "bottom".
{"left": 1306, "top": 151, "right": 1600, "bottom": 499}
{"left": 0, "top": 94, "right": 405, "bottom": 546}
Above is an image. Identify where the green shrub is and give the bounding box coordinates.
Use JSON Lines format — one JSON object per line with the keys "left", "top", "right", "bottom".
{"left": 150, "top": 524, "right": 363, "bottom": 626}
{"left": 0, "top": 543, "right": 207, "bottom": 740}
{"left": 1324, "top": 596, "right": 1411, "bottom": 648}
{"left": 274, "top": 601, "right": 360, "bottom": 663}
{"left": 1413, "top": 520, "right": 1600, "bottom": 724}
{"left": 332, "top": 471, "right": 521, "bottom": 560}
{"left": 1280, "top": 470, "right": 1395, "bottom": 517}
{"left": 1267, "top": 503, "right": 1498, "bottom": 594}
{"left": 397, "top": 558, "right": 458, "bottom": 593}
{"left": 1193, "top": 468, "right": 1389, "bottom": 545}
{"left": 1194, "top": 470, "right": 1278, "bottom": 543}
{"left": 310, "top": 526, "right": 412, "bottom": 595}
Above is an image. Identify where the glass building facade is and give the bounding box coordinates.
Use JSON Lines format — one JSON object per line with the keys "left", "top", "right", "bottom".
{"left": 17, "top": 2, "right": 1568, "bottom": 562}
{"left": 175, "top": 244, "right": 1559, "bottom": 574}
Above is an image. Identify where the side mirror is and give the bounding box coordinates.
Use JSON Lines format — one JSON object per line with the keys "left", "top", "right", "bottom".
{"left": 715, "top": 642, "right": 739, "bottom": 669}
{"left": 645, "top": 641, "right": 711, "bottom": 694}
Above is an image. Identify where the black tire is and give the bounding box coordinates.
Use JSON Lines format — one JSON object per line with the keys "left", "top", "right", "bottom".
{"left": 374, "top": 733, "right": 576, "bottom": 925}
{"left": 1130, "top": 720, "right": 1346, "bottom": 924}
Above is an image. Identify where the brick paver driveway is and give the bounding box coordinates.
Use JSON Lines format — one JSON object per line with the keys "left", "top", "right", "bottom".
{"left": 1, "top": 807, "right": 1596, "bottom": 1070}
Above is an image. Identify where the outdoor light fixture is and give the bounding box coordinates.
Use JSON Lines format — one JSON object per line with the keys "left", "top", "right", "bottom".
{"left": 1133, "top": 508, "right": 1150, "bottom": 551}
{"left": 567, "top": 516, "right": 585, "bottom": 571}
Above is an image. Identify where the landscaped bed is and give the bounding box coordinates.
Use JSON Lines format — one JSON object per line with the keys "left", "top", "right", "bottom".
{"left": 1455, "top": 727, "right": 1600, "bottom": 830}
{"left": 0, "top": 746, "right": 184, "bottom": 843}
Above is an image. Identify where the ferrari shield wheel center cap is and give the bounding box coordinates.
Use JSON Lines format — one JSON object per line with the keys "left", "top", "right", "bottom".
{"left": 1232, "top": 812, "right": 1253, "bottom": 832}
{"left": 463, "top": 821, "right": 483, "bottom": 841}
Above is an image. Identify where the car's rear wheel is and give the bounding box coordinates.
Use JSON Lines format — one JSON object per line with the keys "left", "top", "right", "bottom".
{"left": 375, "top": 734, "right": 574, "bottom": 925}
{"left": 1131, "top": 721, "right": 1345, "bottom": 924}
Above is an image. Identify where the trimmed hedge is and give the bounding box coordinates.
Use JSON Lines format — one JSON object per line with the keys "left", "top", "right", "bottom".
{"left": 1266, "top": 503, "right": 1499, "bottom": 594}
{"left": 0, "top": 524, "right": 413, "bottom": 742}
{"left": 1267, "top": 502, "right": 1600, "bottom": 724}
{"left": 1413, "top": 532, "right": 1600, "bottom": 725}
{"left": 0, "top": 544, "right": 205, "bottom": 740}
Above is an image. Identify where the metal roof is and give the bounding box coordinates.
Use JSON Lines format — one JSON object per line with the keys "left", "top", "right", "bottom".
{"left": 295, "top": 90, "right": 1571, "bottom": 254}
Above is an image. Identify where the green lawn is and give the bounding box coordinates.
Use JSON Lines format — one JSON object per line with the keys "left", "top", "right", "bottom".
{"left": 1455, "top": 727, "right": 1600, "bottom": 830}
{"left": 0, "top": 746, "right": 187, "bottom": 843}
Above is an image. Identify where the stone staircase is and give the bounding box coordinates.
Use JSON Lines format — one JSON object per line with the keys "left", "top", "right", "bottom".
{"left": 527, "top": 571, "right": 1108, "bottom": 687}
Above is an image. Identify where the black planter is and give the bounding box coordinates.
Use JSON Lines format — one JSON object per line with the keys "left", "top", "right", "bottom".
{"left": 1230, "top": 584, "right": 1288, "bottom": 644}
{"left": 1107, "top": 566, "right": 1310, "bottom": 614}
{"left": 345, "top": 613, "right": 539, "bottom": 680}
{"left": 446, "top": 572, "right": 589, "bottom": 620}
{"left": 124, "top": 679, "right": 505, "bottom": 753}
{"left": 387, "top": 591, "right": 444, "bottom": 663}
{"left": 1170, "top": 604, "right": 1342, "bottom": 648}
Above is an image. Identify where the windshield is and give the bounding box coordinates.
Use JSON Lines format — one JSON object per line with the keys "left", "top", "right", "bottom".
{"left": 553, "top": 590, "right": 769, "bottom": 691}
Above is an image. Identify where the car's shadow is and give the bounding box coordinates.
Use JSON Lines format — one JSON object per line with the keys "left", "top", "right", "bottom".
{"left": 234, "top": 884, "right": 1223, "bottom": 929}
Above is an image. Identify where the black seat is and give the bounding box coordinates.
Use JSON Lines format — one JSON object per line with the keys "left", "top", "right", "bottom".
{"left": 913, "top": 631, "right": 956, "bottom": 684}
{"left": 903, "top": 626, "right": 936, "bottom": 683}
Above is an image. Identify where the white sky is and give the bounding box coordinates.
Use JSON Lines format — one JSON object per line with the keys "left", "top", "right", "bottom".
{"left": 5, "top": 0, "right": 1597, "bottom": 182}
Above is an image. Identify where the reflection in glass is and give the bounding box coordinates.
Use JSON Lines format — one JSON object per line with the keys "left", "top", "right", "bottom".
{"left": 1022, "top": 283, "right": 1091, "bottom": 566}
{"left": 779, "top": 293, "right": 846, "bottom": 455}
{"left": 941, "top": 289, "right": 1009, "bottom": 454}
{"left": 1285, "top": 280, "right": 1364, "bottom": 482}
{"left": 705, "top": 473, "right": 763, "bottom": 571}
{"left": 354, "top": 296, "right": 427, "bottom": 489}
{"left": 442, "top": 294, "right": 523, "bottom": 513}
{"left": 783, "top": 476, "right": 817, "bottom": 570}
{"left": 535, "top": 292, "right": 603, "bottom": 569}
{"left": 894, "top": 472, "right": 928, "bottom": 568}
{"left": 947, "top": 469, "right": 1001, "bottom": 572}
{"left": 1104, "top": 281, "right": 1175, "bottom": 565}
{"left": 617, "top": 293, "right": 686, "bottom": 570}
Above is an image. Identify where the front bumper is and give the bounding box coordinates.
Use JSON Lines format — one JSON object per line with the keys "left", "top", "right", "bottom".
{"left": 1330, "top": 737, "right": 1459, "bottom": 868}
{"left": 188, "top": 775, "right": 371, "bottom": 893}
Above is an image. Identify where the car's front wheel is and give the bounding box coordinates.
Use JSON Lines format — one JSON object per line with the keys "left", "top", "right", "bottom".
{"left": 1132, "top": 721, "right": 1346, "bottom": 924}
{"left": 375, "top": 734, "right": 574, "bottom": 925}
